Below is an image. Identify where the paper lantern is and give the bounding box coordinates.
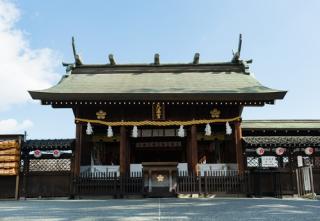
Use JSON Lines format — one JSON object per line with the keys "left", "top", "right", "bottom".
{"left": 275, "top": 147, "right": 285, "bottom": 156}
{"left": 256, "top": 147, "right": 265, "bottom": 156}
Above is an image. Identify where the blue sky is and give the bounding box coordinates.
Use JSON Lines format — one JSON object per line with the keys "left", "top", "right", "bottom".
{"left": 0, "top": 0, "right": 320, "bottom": 139}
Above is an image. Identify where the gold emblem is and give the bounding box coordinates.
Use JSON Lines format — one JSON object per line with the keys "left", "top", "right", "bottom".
{"left": 156, "top": 103, "right": 162, "bottom": 119}
{"left": 156, "top": 174, "right": 165, "bottom": 182}
{"left": 96, "top": 110, "right": 107, "bottom": 119}
{"left": 210, "top": 108, "right": 221, "bottom": 118}
{"left": 152, "top": 102, "right": 165, "bottom": 120}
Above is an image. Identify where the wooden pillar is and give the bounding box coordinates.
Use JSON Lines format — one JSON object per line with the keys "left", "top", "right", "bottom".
{"left": 126, "top": 137, "right": 131, "bottom": 174}
{"left": 15, "top": 137, "right": 22, "bottom": 200}
{"left": 74, "top": 123, "right": 83, "bottom": 177}
{"left": 190, "top": 125, "right": 198, "bottom": 174}
{"left": 234, "top": 121, "right": 244, "bottom": 173}
{"left": 120, "top": 126, "right": 127, "bottom": 175}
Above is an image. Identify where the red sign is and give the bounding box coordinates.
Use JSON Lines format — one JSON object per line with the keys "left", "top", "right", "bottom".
{"left": 256, "top": 147, "right": 265, "bottom": 156}
{"left": 53, "top": 149, "right": 61, "bottom": 158}
{"left": 34, "top": 149, "right": 42, "bottom": 158}
{"left": 305, "top": 147, "right": 314, "bottom": 155}
{"left": 275, "top": 147, "right": 285, "bottom": 156}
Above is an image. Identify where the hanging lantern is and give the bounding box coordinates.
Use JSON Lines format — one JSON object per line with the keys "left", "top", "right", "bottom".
{"left": 107, "top": 126, "right": 113, "bottom": 137}
{"left": 178, "top": 125, "right": 185, "bottom": 137}
{"left": 205, "top": 123, "right": 211, "bottom": 136}
{"left": 305, "top": 147, "right": 314, "bottom": 155}
{"left": 275, "top": 147, "right": 285, "bottom": 156}
{"left": 226, "top": 122, "right": 232, "bottom": 135}
{"left": 34, "top": 149, "right": 42, "bottom": 158}
{"left": 132, "top": 126, "right": 138, "bottom": 138}
{"left": 86, "top": 122, "right": 93, "bottom": 135}
{"left": 53, "top": 149, "right": 61, "bottom": 158}
{"left": 256, "top": 147, "right": 265, "bottom": 156}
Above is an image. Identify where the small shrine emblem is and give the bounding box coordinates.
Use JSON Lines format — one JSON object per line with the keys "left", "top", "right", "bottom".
{"left": 210, "top": 108, "right": 221, "bottom": 118}
{"left": 152, "top": 102, "right": 165, "bottom": 120}
{"left": 156, "top": 174, "right": 165, "bottom": 182}
{"left": 96, "top": 110, "right": 107, "bottom": 119}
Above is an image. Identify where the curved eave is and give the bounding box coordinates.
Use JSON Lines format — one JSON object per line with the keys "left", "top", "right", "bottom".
{"left": 29, "top": 90, "right": 287, "bottom": 102}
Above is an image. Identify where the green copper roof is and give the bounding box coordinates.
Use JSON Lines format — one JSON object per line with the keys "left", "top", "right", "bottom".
{"left": 242, "top": 120, "right": 320, "bottom": 130}
{"left": 29, "top": 63, "right": 286, "bottom": 102}
{"left": 22, "top": 139, "right": 75, "bottom": 150}
{"left": 243, "top": 136, "right": 320, "bottom": 147}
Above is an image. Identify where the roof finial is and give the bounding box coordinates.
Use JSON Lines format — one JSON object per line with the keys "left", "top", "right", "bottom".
{"left": 109, "top": 54, "right": 116, "bottom": 65}
{"left": 193, "top": 53, "right": 200, "bottom": 64}
{"left": 232, "top": 34, "right": 242, "bottom": 63}
{"left": 72, "top": 36, "right": 83, "bottom": 66}
{"left": 154, "top": 53, "right": 160, "bottom": 65}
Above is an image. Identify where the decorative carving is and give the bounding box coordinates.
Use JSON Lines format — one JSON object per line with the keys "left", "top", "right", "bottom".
{"left": 156, "top": 103, "right": 162, "bottom": 119}
{"left": 156, "top": 174, "right": 165, "bottom": 182}
{"left": 210, "top": 108, "right": 221, "bottom": 118}
{"left": 96, "top": 110, "right": 107, "bottom": 120}
{"left": 152, "top": 102, "right": 165, "bottom": 120}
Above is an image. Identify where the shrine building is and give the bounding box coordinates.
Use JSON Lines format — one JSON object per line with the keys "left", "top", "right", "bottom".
{"left": 1, "top": 36, "right": 318, "bottom": 198}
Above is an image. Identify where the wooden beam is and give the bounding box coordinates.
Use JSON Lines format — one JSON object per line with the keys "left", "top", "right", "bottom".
{"left": 15, "top": 136, "right": 22, "bottom": 200}
{"left": 120, "top": 126, "right": 127, "bottom": 175}
{"left": 234, "top": 121, "right": 244, "bottom": 173}
{"left": 190, "top": 125, "right": 198, "bottom": 174}
{"left": 74, "top": 123, "right": 83, "bottom": 176}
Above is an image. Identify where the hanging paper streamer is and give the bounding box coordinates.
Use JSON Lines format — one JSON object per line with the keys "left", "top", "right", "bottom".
{"left": 226, "top": 122, "right": 232, "bottom": 135}
{"left": 205, "top": 123, "right": 212, "bottom": 136}
{"left": 132, "top": 125, "right": 138, "bottom": 138}
{"left": 178, "top": 125, "right": 185, "bottom": 137}
{"left": 107, "top": 126, "right": 113, "bottom": 137}
{"left": 86, "top": 122, "right": 93, "bottom": 135}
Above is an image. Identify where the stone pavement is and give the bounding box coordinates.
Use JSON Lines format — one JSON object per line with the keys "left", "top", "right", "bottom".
{"left": 0, "top": 198, "right": 319, "bottom": 221}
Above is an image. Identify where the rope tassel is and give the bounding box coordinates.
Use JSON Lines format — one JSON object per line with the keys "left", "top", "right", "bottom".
{"left": 86, "top": 122, "right": 93, "bottom": 135}
{"left": 178, "top": 125, "right": 185, "bottom": 137}
{"left": 226, "top": 122, "right": 232, "bottom": 135}
{"left": 132, "top": 126, "right": 138, "bottom": 138}
{"left": 205, "top": 123, "right": 212, "bottom": 136}
{"left": 107, "top": 126, "right": 113, "bottom": 137}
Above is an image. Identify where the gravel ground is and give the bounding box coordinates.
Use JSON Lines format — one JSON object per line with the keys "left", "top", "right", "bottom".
{"left": 0, "top": 198, "right": 319, "bottom": 221}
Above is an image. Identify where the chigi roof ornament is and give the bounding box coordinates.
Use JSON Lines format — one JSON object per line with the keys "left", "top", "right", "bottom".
{"left": 154, "top": 53, "right": 160, "bottom": 65}
{"left": 193, "top": 53, "right": 200, "bottom": 64}
{"left": 231, "top": 34, "right": 242, "bottom": 63}
{"left": 108, "top": 54, "right": 116, "bottom": 65}
{"left": 231, "top": 34, "right": 253, "bottom": 73}
{"left": 72, "top": 36, "right": 83, "bottom": 66}
{"left": 62, "top": 36, "right": 83, "bottom": 73}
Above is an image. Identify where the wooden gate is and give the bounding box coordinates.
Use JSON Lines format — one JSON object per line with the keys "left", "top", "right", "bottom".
{"left": 22, "top": 156, "right": 72, "bottom": 198}
{"left": 176, "top": 171, "right": 249, "bottom": 195}
{"left": 296, "top": 166, "right": 315, "bottom": 198}
{"left": 75, "top": 172, "right": 144, "bottom": 197}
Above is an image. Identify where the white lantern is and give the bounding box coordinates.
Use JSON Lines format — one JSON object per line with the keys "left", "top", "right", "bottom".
{"left": 305, "top": 147, "right": 314, "bottom": 155}
{"left": 256, "top": 147, "right": 265, "bottom": 156}
{"left": 34, "top": 149, "right": 42, "bottom": 158}
{"left": 53, "top": 149, "right": 61, "bottom": 158}
{"left": 275, "top": 147, "right": 285, "bottom": 156}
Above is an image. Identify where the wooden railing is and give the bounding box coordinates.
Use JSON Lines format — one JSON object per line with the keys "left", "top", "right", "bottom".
{"left": 75, "top": 172, "right": 144, "bottom": 196}
{"left": 176, "top": 171, "right": 249, "bottom": 195}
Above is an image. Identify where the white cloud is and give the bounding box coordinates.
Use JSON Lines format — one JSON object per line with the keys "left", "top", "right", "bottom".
{"left": 0, "top": 119, "right": 33, "bottom": 134}
{"left": 0, "top": 0, "right": 60, "bottom": 111}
